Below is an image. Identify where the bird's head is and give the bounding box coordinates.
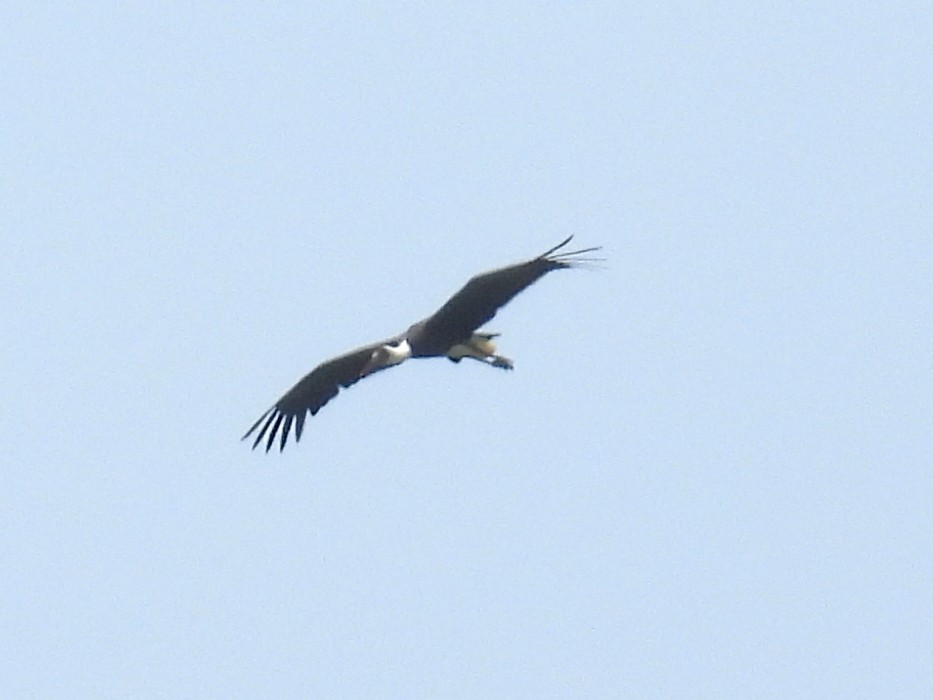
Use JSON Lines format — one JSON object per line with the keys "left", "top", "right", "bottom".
{"left": 359, "top": 339, "right": 412, "bottom": 378}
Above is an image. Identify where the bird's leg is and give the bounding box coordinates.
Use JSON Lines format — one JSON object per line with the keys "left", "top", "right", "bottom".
{"left": 447, "top": 333, "right": 514, "bottom": 370}
{"left": 458, "top": 353, "right": 513, "bottom": 370}
{"left": 468, "top": 334, "right": 513, "bottom": 370}
{"left": 473, "top": 333, "right": 512, "bottom": 370}
{"left": 468, "top": 353, "right": 513, "bottom": 369}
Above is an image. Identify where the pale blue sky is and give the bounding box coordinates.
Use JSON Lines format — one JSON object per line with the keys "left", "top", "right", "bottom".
{"left": 3, "top": 3, "right": 931, "bottom": 698}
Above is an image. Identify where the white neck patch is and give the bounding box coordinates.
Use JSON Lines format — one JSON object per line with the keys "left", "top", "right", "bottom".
{"left": 383, "top": 339, "right": 412, "bottom": 366}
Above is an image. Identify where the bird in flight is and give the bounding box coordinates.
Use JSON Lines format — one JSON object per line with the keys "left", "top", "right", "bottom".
{"left": 243, "top": 236, "right": 601, "bottom": 452}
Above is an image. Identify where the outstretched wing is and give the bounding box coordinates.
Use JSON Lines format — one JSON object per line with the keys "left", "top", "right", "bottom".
{"left": 242, "top": 337, "right": 400, "bottom": 452}
{"left": 417, "top": 236, "right": 601, "bottom": 351}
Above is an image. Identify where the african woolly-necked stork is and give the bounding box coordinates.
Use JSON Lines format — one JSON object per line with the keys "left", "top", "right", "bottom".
{"left": 243, "top": 236, "right": 601, "bottom": 452}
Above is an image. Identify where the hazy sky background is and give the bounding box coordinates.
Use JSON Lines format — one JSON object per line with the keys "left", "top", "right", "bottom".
{"left": 4, "top": 3, "right": 931, "bottom": 698}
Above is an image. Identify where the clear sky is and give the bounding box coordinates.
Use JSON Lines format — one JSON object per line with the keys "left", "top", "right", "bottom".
{"left": 3, "top": 3, "right": 931, "bottom": 698}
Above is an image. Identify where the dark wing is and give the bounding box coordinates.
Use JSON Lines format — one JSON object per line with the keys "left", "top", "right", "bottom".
{"left": 242, "top": 337, "right": 400, "bottom": 453}
{"left": 418, "top": 236, "right": 601, "bottom": 349}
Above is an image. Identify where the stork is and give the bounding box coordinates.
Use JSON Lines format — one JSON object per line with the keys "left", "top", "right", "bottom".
{"left": 243, "top": 236, "right": 601, "bottom": 452}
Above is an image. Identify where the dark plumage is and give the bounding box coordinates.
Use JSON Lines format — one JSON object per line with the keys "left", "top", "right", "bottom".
{"left": 242, "top": 236, "right": 601, "bottom": 452}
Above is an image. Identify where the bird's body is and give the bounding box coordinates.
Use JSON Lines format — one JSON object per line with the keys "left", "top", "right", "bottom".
{"left": 243, "top": 236, "right": 601, "bottom": 452}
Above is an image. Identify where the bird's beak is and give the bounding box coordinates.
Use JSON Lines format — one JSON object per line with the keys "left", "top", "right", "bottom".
{"left": 359, "top": 357, "right": 377, "bottom": 379}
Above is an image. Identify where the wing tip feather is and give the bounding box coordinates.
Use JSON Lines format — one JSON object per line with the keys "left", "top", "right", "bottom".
{"left": 539, "top": 235, "right": 574, "bottom": 258}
